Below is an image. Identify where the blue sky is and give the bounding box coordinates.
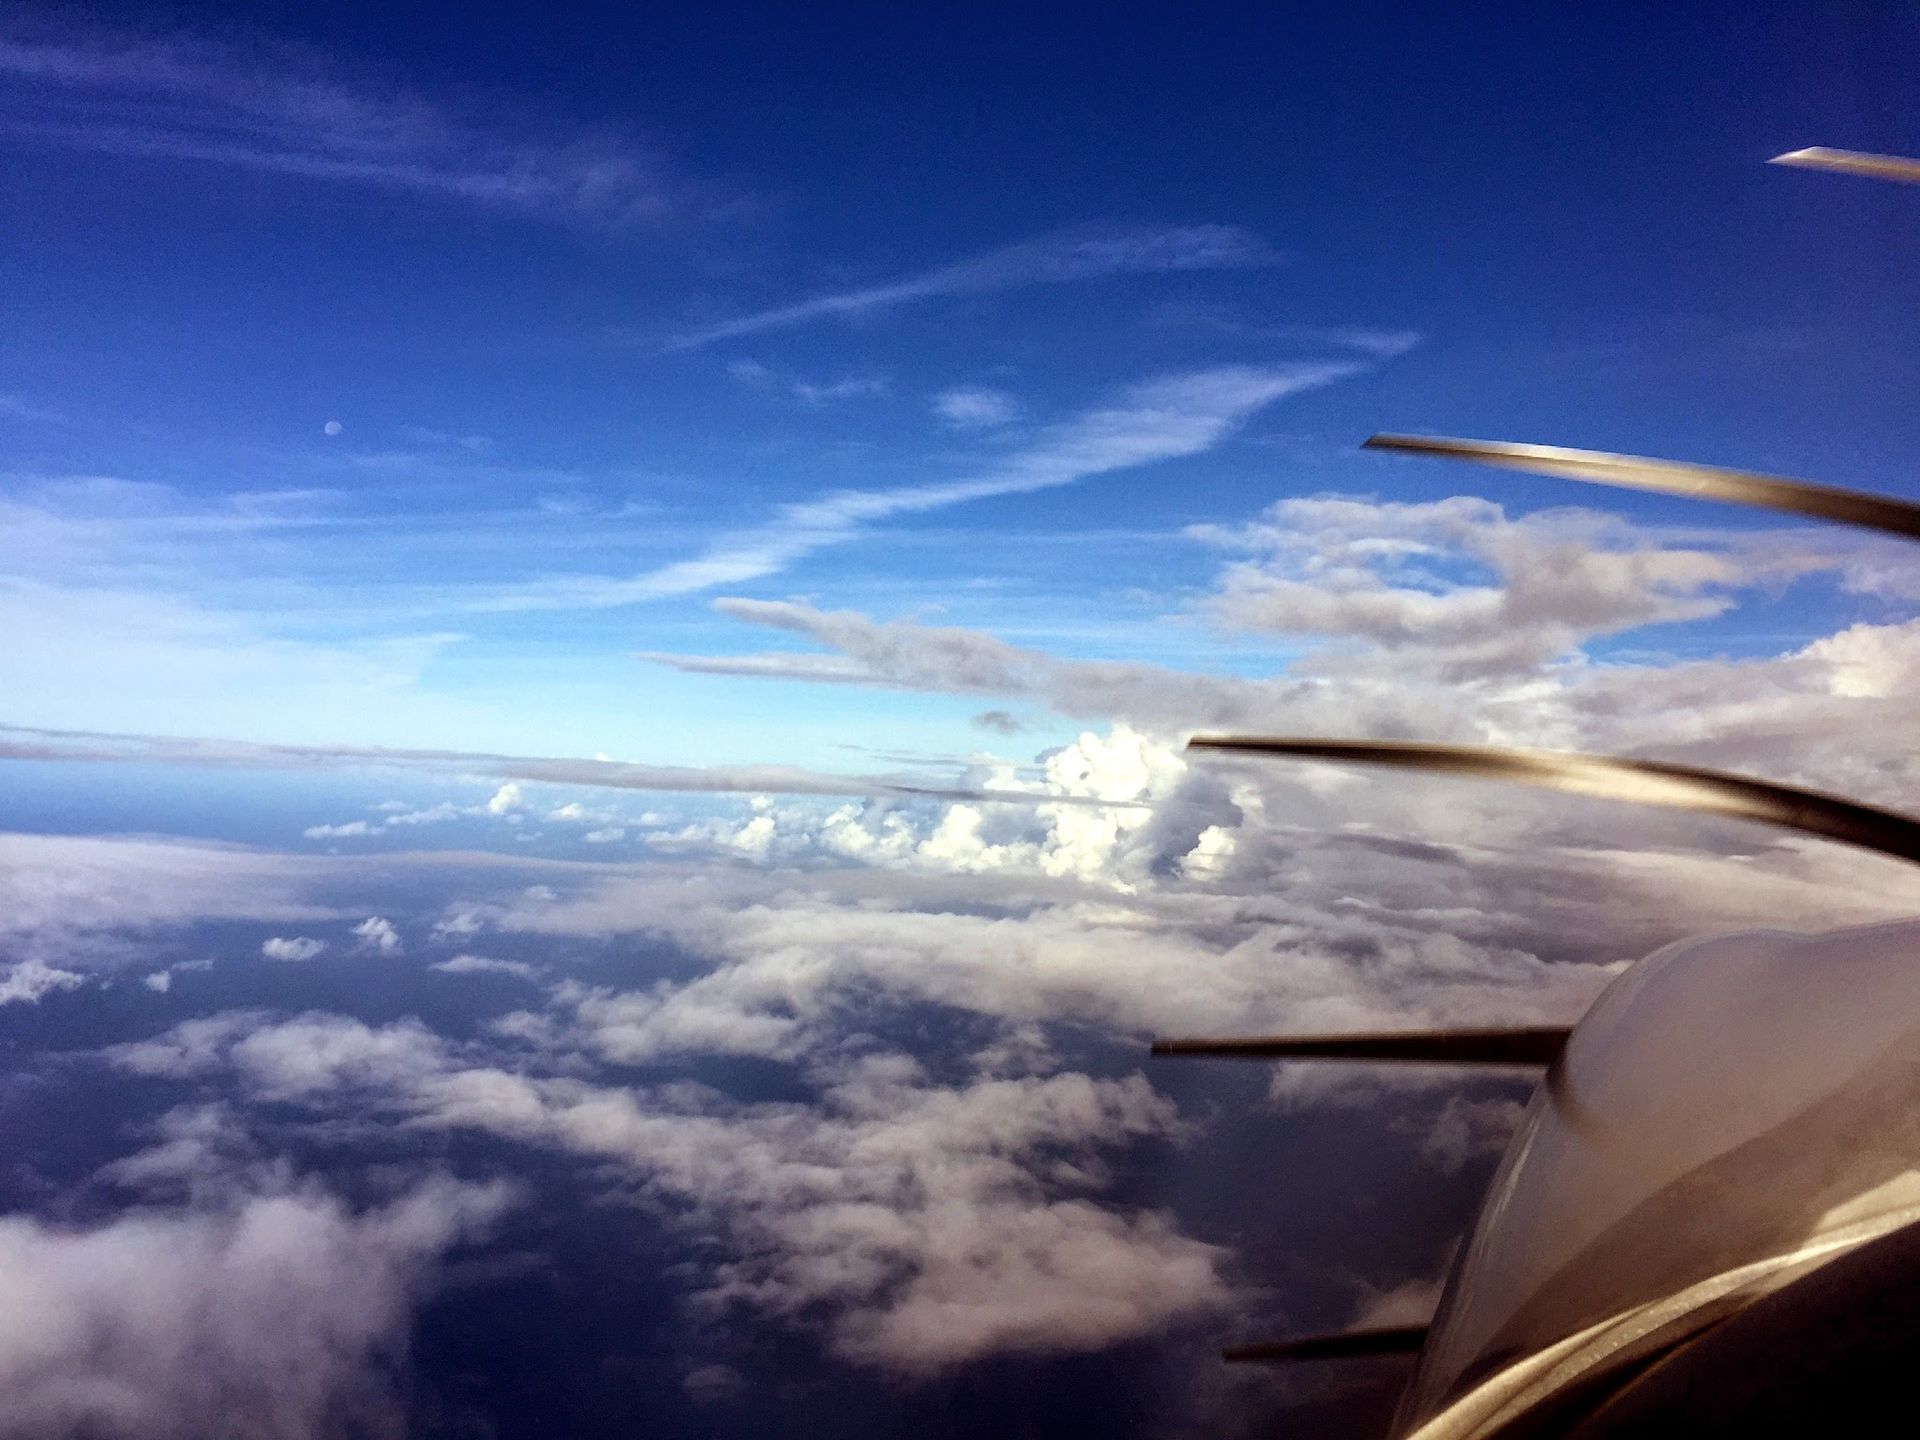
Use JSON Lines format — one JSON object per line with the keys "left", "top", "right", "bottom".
{"left": 7, "top": 10, "right": 1920, "bottom": 1438}
{"left": 8, "top": 3, "right": 1920, "bottom": 770}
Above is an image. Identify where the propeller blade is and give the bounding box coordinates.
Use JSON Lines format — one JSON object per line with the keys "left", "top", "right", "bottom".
{"left": 1186, "top": 737, "right": 1920, "bottom": 868}
{"left": 1362, "top": 434, "right": 1920, "bottom": 543}
{"left": 1152, "top": 1028, "right": 1569, "bottom": 1065}
{"left": 1769, "top": 147, "right": 1920, "bottom": 186}
{"left": 1222, "top": 1326, "right": 1430, "bottom": 1364}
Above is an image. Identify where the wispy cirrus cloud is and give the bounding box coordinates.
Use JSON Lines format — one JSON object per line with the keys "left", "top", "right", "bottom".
{"left": 0, "top": 394, "right": 67, "bottom": 425}
{"left": 663, "top": 223, "right": 1283, "bottom": 349}
{"left": 0, "top": 25, "right": 742, "bottom": 228}
{"left": 486, "top": 362, "right": 1358, "bottom": 609}
{"left": 932, "top": 386, "right": 1020, "bottom": 429}
{"left": 1151, "top": 300, "right": 1424, "bottom": 358}
{"left": 725, "top": 359, "right": 893, "bottom": 405}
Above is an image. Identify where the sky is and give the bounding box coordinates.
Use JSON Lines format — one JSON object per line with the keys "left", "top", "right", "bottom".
{"left": 5, "top": 4, "right": 1920, "bottom": 1439}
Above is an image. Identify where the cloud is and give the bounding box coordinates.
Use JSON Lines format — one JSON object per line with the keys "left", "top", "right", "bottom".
{"left": 0, "top": 393, "right": 67, "bottom": 424}
{"left": 725, "top": 361, "right": 892, "bottom": 405}
{"left": 640, "top": 725, "right": 1191, "bottom": 890}
{"left": 933, "top": 387, "right": 1019, "bottom": 429}
{"left": 138, "top": 960, "right": 214, "bottom": 995}
{"left": 431, "top": 954, "right": 538, "bottom": 981}
{"left": 1154, "top": 303, "right": 1424, "bottom": 359}
{"left": 971, "top": 709, "right": 1026, "bottom": 735}
{"left": 791, "top": 376, "right": 891, "bottom": 405}
{"left": 1348, "top": 1276, "right": 1444, "bottom": 1330}
{"left": 230, "top": 1014, "right": 443, "bottom": 1100}
{"left": 665, "top": 223, "right": 1281, "bottom": 348}
{"left": 483, "top": 718, "right": 1920, "bottom": 1088}
{"left": 0, "top": 24, "right": 739, "bottom": 228}
{"left": 0, "top": 958, "right": 84, "bottom": 1006}
{"left": 0, "top": 1172, "right": 511, "bottom": 1440}
{"left": 110, "top": 1013, "right": 277, "bottom": 1080}
{"left": 1418, "top": 1094, "right": 1526, "bottom": 1175}
{"left": 123, "top": 1014, "right": 1230, "bottom": 1372}
{"left": 0, "top": 832, "right": 335, "bottom": 968}
{"left": 10, "top": 419, "right": 1913, "bottom": 1405}
{"left": 1, "top": 722, "right": 1137, "bottom": 810}
{"left": 0, "top": 569, "right": 467, "bottom": 751}
{"left": 682, "top": 1363, "right": 744, "bottom": 1402}
{"left": 395, "top": 426, "right": 491, "bottom": 454}
{"left": 261, "top": 936, "right": 327, "bottom": 963}
{"left": 303, "top": 820, "right": 373, "bottom": 839}
{"left": 351, "top": 916, "right": 402, "bottom": 955}
{"left": 499, "top": 364, "right": 1354, "bottom": 609}
{"left": 36, "top": 766, "right": 1815, "bottom": 1100}
{"left": 645, "top": 590, "right": 1920, "bottom": 808}
{"left": 378, "top": 803, "right": 463, "bottom": 827}
{"left": 303, "top": 784, "right": 531, "bottom": 839}
{"left": 638, "top": 497, "right": 1920, "bottom": 811}
{"left": 643, "top": 594, "right": 1302, "bottom": 732}
{"left": 504, "top": 845, "right": 1622, "bottom": 1067}
{"left": 1190, "top": 494, "right": 1758, "bottom": 679}
{"left": 35, "top": 662, "right": 1920, "bottom": 1388}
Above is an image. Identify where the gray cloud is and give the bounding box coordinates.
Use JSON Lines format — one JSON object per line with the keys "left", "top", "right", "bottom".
{"left": 641, "top": 492, "right": 1783, "bottom": 704}
{"left": 1418, "top": 1094, "right": 1527, "bottom": 1175}
{"left": 1192, "top": 494, "right": 1760, "bottom": 680}
{"left": 665, "top": 224, "right": 1281, "bottom": 349}
{"left": 640, "top": 595, "right": 1380, "bottom": 735}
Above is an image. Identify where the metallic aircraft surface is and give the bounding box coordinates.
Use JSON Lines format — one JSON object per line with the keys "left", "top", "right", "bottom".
{"left": 1159, "top": 148, "right": 1920, "bottom": 1438}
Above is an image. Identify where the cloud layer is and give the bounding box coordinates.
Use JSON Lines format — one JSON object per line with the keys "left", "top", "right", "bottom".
{"left": 110, "top": 1011, "right": 1229, "bottom": 1372}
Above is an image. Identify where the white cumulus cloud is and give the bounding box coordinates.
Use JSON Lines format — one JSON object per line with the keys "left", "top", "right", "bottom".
{"left": 0, "top": 959, "right": 84, "bottom": 1006}
{"left": 261, "top": 936, "right": 326, "bottom": 963}
{"left": 351, "top": 917, "right": 402, "bottom": 955}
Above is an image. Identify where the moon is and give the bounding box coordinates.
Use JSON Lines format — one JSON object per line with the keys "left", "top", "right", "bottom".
{"left": 323, "top": 420, "right": 343, "bottom": 436}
